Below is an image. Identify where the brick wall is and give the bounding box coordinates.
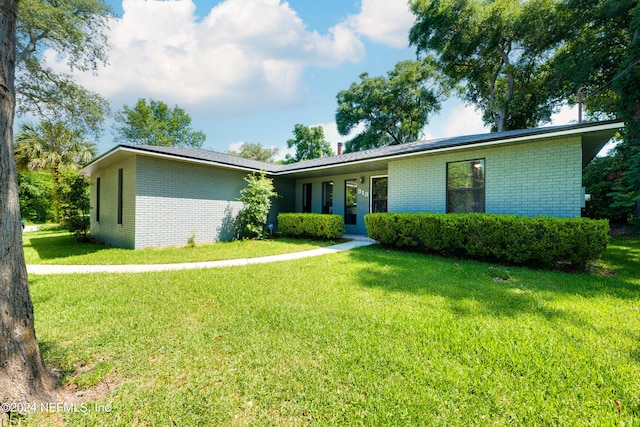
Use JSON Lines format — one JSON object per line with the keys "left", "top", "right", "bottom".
{"left": 89, "top": 156, "right": 136, "bottom": 248}
{"left": 389, "top": 136, "right": 583, "bottom": 217}
{"left": 133, "top": 155, "right": 251, "bottom": 248}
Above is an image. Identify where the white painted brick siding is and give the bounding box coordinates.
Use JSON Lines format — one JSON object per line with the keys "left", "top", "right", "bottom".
{"left": 133, "top": 156, "right": 249, "bottom": 249}
{"left": 89, "top": 157, "right": 136, "bottom": 248}
{"left": 389, "top": 136, "right": 583, "bottom": 218}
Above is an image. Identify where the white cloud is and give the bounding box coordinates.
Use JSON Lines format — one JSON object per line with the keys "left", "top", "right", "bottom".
{"left": 550, "top": 104, "right": 579, "bottom": 126}
{"left": 436, "top": 104, "right": 489, "bottom": 138}
{"left": 54, "top": 0, "right": 365, "bottom": 114}
{"left": 345, "top": 0, "right": 415, "bottom": 48}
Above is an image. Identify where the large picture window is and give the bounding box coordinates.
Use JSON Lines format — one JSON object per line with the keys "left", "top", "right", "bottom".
{"left": 322, "top": 181, "right": 333, "bottom": 214}
{"left": 344, "top": 179, "right": 357, "bottom": 225}
{"left": 447, "top": 159, "right": 485, "bottom": 213}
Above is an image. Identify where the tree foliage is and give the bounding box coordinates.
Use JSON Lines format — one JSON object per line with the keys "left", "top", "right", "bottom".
{"left": 17, "top": 170, "right": 55, "bottom": 223}
{"left": 285, "top": 124, "right": 333, "bottom": 163}
{"left": 16, "top": 0, "right": 112, "bottom": 136}
{"left": 237, "top": 171, "right": 278, "bottom": 239}
{"left": 582, "top": 151, "right": 635, "bottom": 223}
{"left": 14, "top": 120, "right": 95, "bottom": 224}
{"left": 336, "top": 59, "right": 445, "bottom": 152}
{"left": 14, "top": 120, "right": 96, "bottom": 176}
{"left": 228, "top": 142, "right": 279, "bottom": 162}
{"left": 409, "top": 0, "right": 562, "bottom": 132}
{"left": 56, "top": 168, "right": 90, "bottom": 240}
{"left": 114, "top": 98, "right": 206, "bottom": 148}
{"left": 549, "top": 0, "right": 640, "bottom": 216}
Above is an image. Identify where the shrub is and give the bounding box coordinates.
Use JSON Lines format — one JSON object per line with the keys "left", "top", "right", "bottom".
{"left": 365, "top": 213, "right": 609, "bottom": 270}
{"left": 237, "top": 171, "right": 278, "bottom": 239}
{"left": 278, "top": 213, "right": 344, "bottom": 240}
{"left": 57, "top": 169, "right": 90, "bottom": 241}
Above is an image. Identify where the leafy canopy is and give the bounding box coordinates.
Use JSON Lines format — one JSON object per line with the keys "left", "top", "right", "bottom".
{"left": 114, "top": 99, "right": 206, "bottom": 148}
{"left": 228, "top": 142, "right": 279, "bottom": 162}
{"left": 336, "top": 59, "right": 445, "bottom": 152}
{"left": 548, "top": 0, "right": 640, "bottom": 216}
{"left": 409, "top": 0, "right": 562, "bottom": 132}
{"left": 16, "top": 0, "right": 112, "bottom": 137}
{"left": 285, "top": 124, "right": 333, "bottom": 163}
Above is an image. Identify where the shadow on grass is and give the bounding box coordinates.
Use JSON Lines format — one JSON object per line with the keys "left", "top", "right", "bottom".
{"left": 26, "top": 233, "right": 112, "bottom": 261}
{"left": 346, "top": 244, "right": 640, "bottom": 318}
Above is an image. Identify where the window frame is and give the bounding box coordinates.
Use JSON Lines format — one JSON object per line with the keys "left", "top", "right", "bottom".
{"left": 344, "top": 179, "right": 357, "bottom": 225}
{"left": 117, "top": 168, "right": 123, "bottom": 225}
{"left": 322, "top": 181, "right": 333, "bottom": 214}
{"left": 96, "top": 177, "right": 101, "bottom": 222}
{"left": 446, "top": 158, "right": 486, "bottom": 214}
{"left": 370, "top": 175, "right": 388, "bottom": 213}
{"left": 302, "top": 183, "right": 312, "bottom": 213}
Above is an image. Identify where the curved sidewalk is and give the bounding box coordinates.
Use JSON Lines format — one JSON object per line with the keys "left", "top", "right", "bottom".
{"left": 27, "top": 237, "right": 377, "bottom": 275}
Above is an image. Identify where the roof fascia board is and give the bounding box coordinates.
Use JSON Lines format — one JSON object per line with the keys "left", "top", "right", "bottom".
{"left": 84, "top": 145, "right": 271, "bottom": 175}
{"left": 272, "top": 121, "right": 623, "bottom": 176}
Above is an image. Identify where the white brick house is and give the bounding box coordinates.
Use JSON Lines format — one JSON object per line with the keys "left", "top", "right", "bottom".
{"left": 81, "top": 120, "right": 621, "bottom": 249}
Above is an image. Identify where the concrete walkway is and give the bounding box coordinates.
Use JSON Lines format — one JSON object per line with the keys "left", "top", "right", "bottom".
{"left": 26, "top": 235, "right": 378, "bottom": 275}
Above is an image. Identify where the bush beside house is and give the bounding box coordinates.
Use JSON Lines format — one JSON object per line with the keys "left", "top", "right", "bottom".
{"left": 278, "top": 213, "right": 344, "bottom": 240}
{"left": 365, "top": 213, "right": 609, "bottom": 270}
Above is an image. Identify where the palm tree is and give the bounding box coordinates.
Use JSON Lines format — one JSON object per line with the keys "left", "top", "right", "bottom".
{"left": 14, "top": 120, "right": 97, "bottom": 181}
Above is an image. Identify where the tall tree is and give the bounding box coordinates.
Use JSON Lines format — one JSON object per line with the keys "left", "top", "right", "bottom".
{"left": 114, "top": 98, "right": 206, "bottom": 148}
{"left": 16, "top": 0, "right": 112, "bottom": 137}
{"left": 549, "top": 0, "right": 640, "bottom": 216}
{"left": 409, "top": 0, "right": 562, "bottom": 132}
{"left": 336, "top": 59, "right": 445, "bottom": 152}
{"left": 1, "top": 0, "right": 56, "bottom": 409}
{"left": 228, "top": 142, "right": 279, "bottom": 162}
{"left": 285, "top": 124, "right": 333, "bottom": 163}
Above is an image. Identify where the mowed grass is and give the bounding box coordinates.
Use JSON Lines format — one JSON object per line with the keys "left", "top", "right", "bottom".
{"left": 22, "top": 229, "right": 335, "bottom": 264}
{"left": 23, "top": 238, "right": 640, "bottom": 426}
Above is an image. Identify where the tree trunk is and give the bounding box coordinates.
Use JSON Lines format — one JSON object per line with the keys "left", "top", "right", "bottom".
{"left": 0, "top": 0, "right": 55, "bottom": 414}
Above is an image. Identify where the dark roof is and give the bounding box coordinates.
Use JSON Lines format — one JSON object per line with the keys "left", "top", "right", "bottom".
{"left": 84, "top": 120, "right": 622, "bottom": 176}
{"left": 116, "top": 144, "right": 284, "bottom": 172}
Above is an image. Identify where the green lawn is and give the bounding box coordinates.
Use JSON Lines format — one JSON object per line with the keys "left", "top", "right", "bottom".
{"left": 22, "top": 229, "right": 336, "bottom": 264}
{"left": 21, "top": 237, "right": 640, "bottom": 425}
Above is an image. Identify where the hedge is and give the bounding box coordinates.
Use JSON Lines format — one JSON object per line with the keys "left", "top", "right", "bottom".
{"left": 365, "top": 213, "right": 609, "bottom": 270}
{"left": 278, "top": 213, "right": 345, "bottom": 240}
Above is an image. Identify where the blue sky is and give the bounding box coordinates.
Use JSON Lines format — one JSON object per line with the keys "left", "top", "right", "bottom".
{"left": 54, "top": 0, "right": 578, "bottom": 157}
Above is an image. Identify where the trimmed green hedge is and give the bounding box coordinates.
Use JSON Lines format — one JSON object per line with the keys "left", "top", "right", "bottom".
{"left": 365, "top": 213, "right": 609, "bottom": 270}
{"left": 278, "top": 213, "right": 345, "bottom": 240}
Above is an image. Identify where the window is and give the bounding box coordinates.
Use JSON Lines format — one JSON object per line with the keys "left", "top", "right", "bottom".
{"left": 302, "top": 183, "right": 312, "bottom": 213}
{"left": 117, "top": 168, "right": 123, "bottom": 224}
{"left": 371, "top": 177, "right": 388, "bottom": 213}
{"left": 322, "top": 181, "right": 333, "bottom": 214}
{"left": 344, "top": 179, "right": 357, "bottom": 225}
{"left": 96, "top": 177, "right": 101, "bottom": 222}
{"left": 447, "top": 159, "right": 485, "bottom": 213}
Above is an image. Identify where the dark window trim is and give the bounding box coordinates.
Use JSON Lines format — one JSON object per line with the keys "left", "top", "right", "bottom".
{"left": 344, "top": 179, "right": 357, "bottom": 225}
{"left": 370, "top": 175, "right": 388, "bottom": 213}
{"left": 322, "top": 181, "right": 333, "bottom": 214}
{"left": 446, "top": 158, "right": 485, "bottom": 214}
{"left": 117, "top": 168, "right": 123, "bottom": 225}
{"left": 96, "top": 177, "right": 101, "bottom": 222}
{"left": 302, "top": 183, "right": 312, "bottom": 213}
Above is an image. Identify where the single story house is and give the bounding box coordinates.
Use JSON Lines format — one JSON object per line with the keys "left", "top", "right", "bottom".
{"left": 80, "top": 120, "right": 622, "bottom": 249}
